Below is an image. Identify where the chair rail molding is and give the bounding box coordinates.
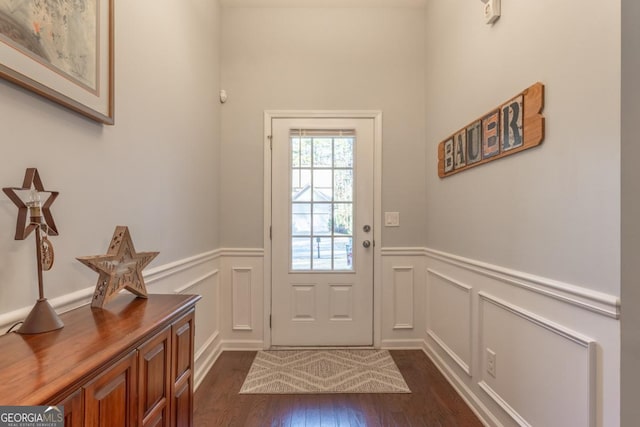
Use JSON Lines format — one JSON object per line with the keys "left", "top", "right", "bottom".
{"left": 423, "top": 247, "right": 620, "bottom": 319}
{"left": 0, "top": 249, "right": 223, "bottom": 394}
{"left": 0, "top": 249, "right": 222, "bottom": 334}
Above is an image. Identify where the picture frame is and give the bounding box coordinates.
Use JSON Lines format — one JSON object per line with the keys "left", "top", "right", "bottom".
{"left": 0, "top": 0, "right": 114, "bottom": 124}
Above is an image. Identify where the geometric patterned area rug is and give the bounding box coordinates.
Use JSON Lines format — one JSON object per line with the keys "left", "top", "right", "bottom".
{"left": 239, "top": 349, "right": 410, "bottom": 394}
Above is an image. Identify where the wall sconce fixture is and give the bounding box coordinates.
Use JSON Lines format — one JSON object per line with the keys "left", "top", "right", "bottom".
{"left": 481, "top": 0, "right": 501, "bottom": 24}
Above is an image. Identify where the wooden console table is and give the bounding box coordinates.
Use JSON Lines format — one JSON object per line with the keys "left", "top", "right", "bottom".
{"left": 0, "top": 293, "right": 201, "bottom": 427}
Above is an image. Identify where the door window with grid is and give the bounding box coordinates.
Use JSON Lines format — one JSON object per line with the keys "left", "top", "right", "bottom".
{"left": 290, "top": 130, "right": 354, "bottom": 271}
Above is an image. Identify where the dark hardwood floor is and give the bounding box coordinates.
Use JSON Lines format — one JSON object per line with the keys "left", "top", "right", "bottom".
{"left": 194, "top": 350, "right": 483, "bottom": 426}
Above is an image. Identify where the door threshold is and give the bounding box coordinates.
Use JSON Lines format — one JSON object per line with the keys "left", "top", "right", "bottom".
{"left": 269, "top": 345, "right": 377, "bottom": 350}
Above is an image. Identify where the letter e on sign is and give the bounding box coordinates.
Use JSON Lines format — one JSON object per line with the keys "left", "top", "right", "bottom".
{"left": 482, "top": 110, "right": 500, "bottom": 159}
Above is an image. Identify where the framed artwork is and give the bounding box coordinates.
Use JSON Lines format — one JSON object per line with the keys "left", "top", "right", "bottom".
{"left": 0, "top": 0, "right": 114, "bottom": 124}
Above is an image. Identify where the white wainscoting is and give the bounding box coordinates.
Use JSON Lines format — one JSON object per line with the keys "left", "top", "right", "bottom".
{"left": 133, "top": 247, "right": 616, "bottom": 426}
{"left": 392, "top": 267, "right": 415, "bottom": 330}
{"left": 22, "top": 245, "right": 609, "bottom": 424}
{"left": 220, "top": 249, "right": 265, "bottom": 350}
{"left": 169, "top": 255, "right": 222, "bottom": 391}
{"left": 232, "top": 267, "right": 254, "bottom": 331}
{"left": 478, "top": 292, "right": 596, "bottom": 427}
{"left": 380, "top": 249, "right": 425, "bottom": 349}
{"left": 426, "top": 268, "right": 472, "bottom": 377}
{"left": 422, "top": 248, "right": 620, "bottom": 427}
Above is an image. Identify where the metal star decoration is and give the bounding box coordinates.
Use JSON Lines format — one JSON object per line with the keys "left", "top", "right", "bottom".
{"left": 77, "top": 226, "right": 159, "bottom": 308}
{"left": 2, "top": 168, "right": 59, "bottom": 240}
{"left": 2, "top": 168, "right": 63, "bottom": 334}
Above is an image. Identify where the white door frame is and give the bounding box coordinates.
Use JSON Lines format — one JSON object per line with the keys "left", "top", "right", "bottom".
{"left": 263, "top": 110, "right": 383, "bottom": 349}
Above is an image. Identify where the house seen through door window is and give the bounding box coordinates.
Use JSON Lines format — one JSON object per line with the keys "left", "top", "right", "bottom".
{"left": 290, "top": 130, "right": 355, "bottom": 271}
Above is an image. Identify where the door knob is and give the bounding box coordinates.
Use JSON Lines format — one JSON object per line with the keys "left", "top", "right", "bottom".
{"left": 362, "top": 240, "right": 371, "bottom": 248}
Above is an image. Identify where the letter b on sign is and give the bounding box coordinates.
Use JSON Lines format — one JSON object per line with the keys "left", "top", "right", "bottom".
{"left": 444, "top": 138, "right": 454, "bottom": 173}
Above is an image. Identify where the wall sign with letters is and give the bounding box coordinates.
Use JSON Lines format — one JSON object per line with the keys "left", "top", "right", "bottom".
{"left": 438, "top": 82, "right": 545, "bottom": 178}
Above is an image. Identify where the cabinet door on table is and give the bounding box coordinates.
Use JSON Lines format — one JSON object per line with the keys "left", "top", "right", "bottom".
{"left": 84, "top": 350, "right": 138, "bottom": 427}
{"left": 53, "top": 388, "right": 83, "bottom": 427}
{"left": 139, "top": 326, "right": 171, "bottom": 427}
{"left": 171, "top": 311, "right": 195, "bottom": 427}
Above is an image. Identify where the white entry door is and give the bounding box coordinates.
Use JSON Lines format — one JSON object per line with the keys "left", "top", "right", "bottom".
{"left": 271, "top": 117, "right": 375, "bottom": 346}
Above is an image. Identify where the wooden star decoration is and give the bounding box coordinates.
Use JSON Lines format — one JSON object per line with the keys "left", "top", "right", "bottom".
{"left": 77, "top": 226, "right": 159, "bottom": 308}
{"left": 2, "top": 168, "right": 59, "bottom": 240}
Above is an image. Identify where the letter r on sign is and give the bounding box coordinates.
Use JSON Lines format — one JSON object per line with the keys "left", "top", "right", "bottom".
{"left": 501, "top": 95, "right": 523, "bottom": 152}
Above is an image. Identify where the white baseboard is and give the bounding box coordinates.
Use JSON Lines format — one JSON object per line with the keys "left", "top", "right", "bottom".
{"left": 422, "top": 340, "right": 500, "bottom": 427}
{"left": 381, "top": 339, "right": 425, "bottom": 349}
{"left": 220, "top": 340, "right": 265, "bottom": 351}
{"left": 194, "top": 331, "right": 223, "bottom": 391}
{"left": 478, "top": 381, "right": 529, "bottom": 427}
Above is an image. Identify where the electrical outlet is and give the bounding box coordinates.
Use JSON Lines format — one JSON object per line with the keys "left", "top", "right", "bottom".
{"left": 486, "top": 348, "right": 497, "bottom": 378}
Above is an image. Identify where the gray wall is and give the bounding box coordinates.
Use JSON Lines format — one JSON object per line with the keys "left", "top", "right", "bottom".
{"left": 219, "top": 4, "right": 426, "bottom": 248}
{"left": 424, "top": 0, "right": 620, "bottom": 294}
{"left": 621, "top": 0, "right": 639, "bottom": 423}
{"left": 0, "top": 0, "right": 221, "bottom": 315}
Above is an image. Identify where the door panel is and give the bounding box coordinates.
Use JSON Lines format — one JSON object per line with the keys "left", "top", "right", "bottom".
{"left": 271, "top": 118, "right": 374, "bottom": 346}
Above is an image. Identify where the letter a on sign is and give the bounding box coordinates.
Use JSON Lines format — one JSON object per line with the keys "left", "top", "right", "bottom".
{"left": 454, "top": 130, "right": 467, "bottom": 169}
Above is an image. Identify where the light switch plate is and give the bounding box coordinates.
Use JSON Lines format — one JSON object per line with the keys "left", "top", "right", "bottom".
{"left": 385, "top": 212, "right": 400, "bottom": 227}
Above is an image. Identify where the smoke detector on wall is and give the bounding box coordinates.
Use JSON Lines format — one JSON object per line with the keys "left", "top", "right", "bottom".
{"left": 482, "top": 0, "right": 501, "bottom": 25}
